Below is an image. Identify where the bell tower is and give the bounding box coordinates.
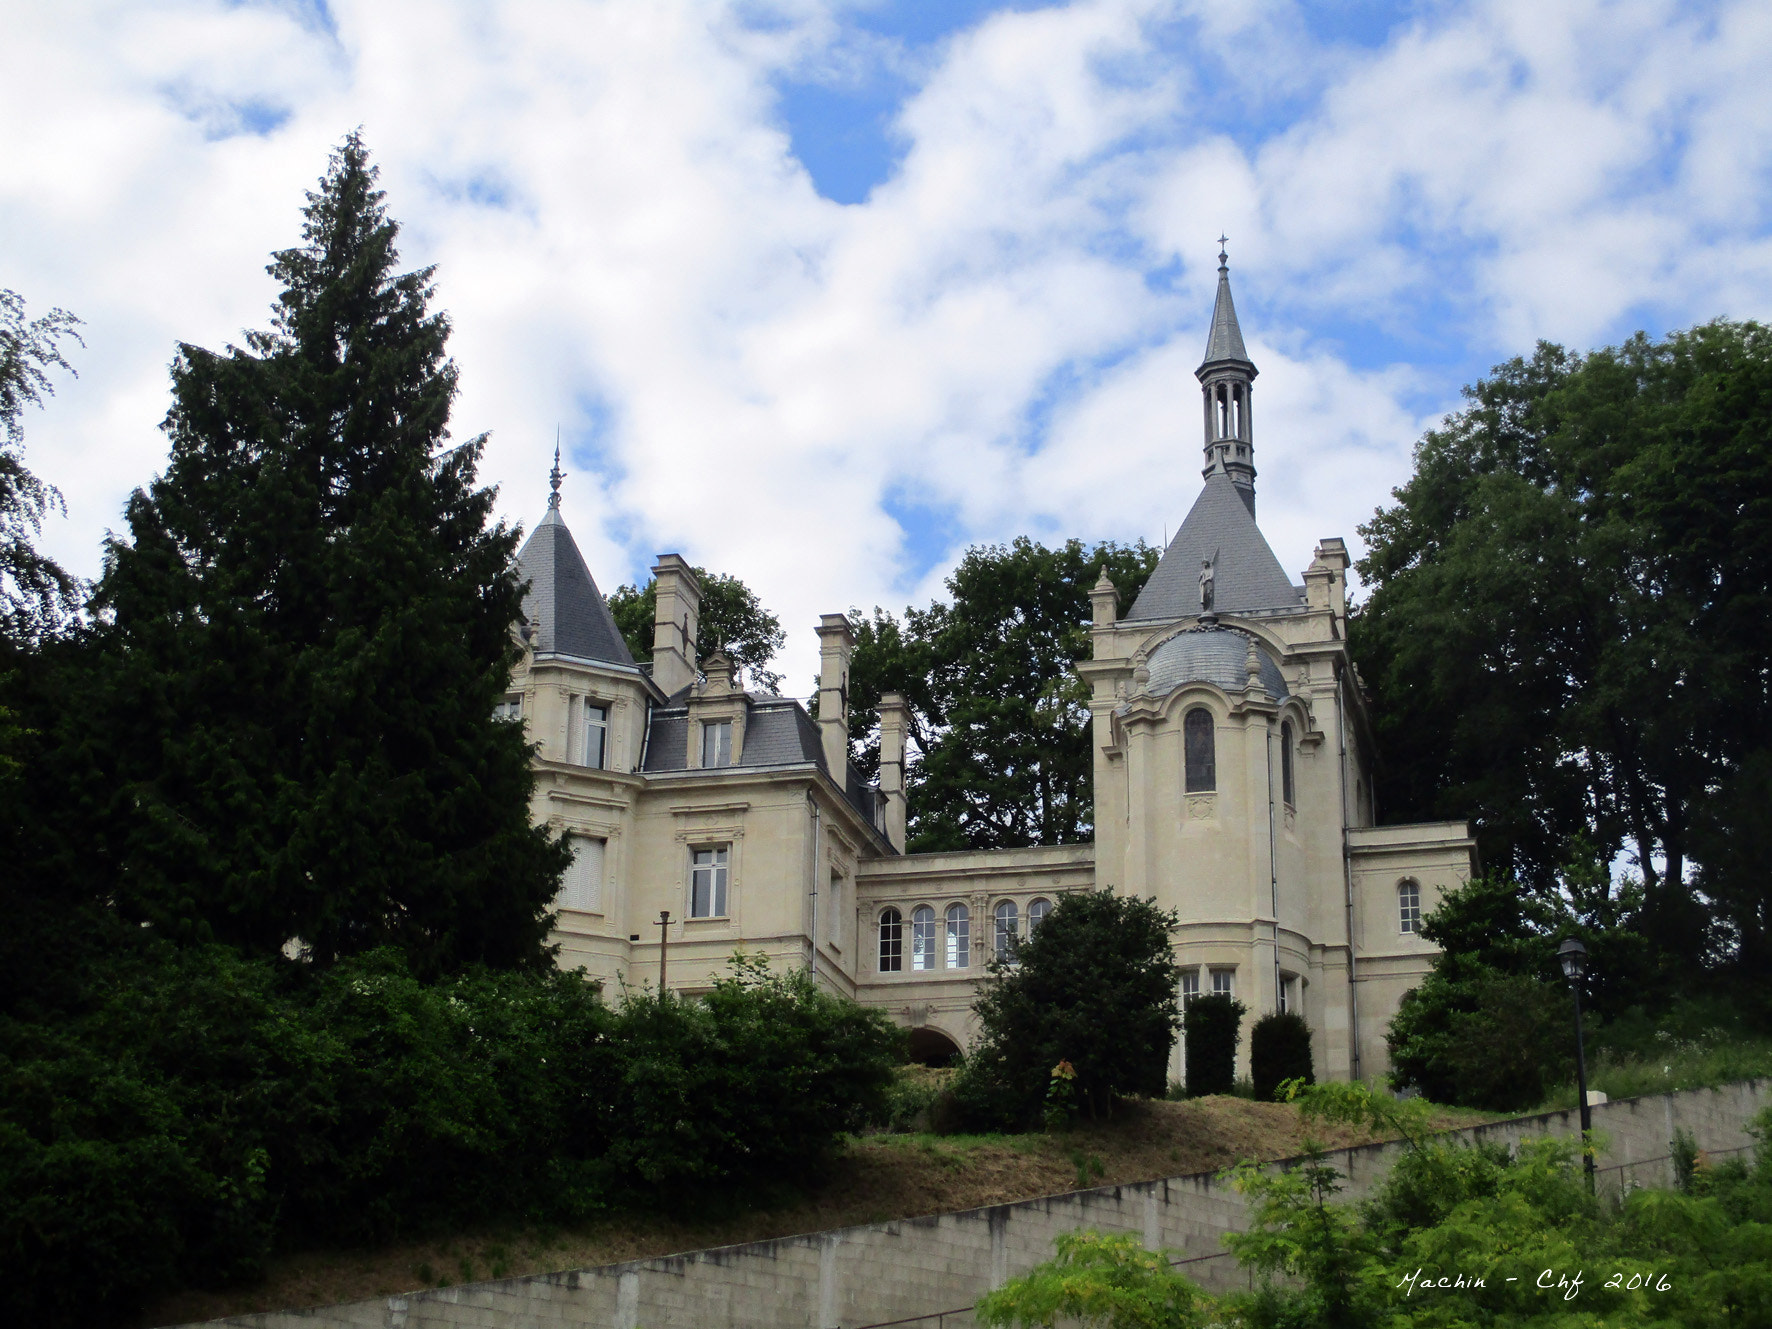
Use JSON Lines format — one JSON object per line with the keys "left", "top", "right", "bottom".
{"left": 1196, "top": 241, "right": 1259, "bottom": 515}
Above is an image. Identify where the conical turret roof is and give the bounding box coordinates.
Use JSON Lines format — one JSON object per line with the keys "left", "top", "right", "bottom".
{"left": 1200, "top": 253, "right": 1251, "bottom": 368}
{"left": 515, "top": 459, "right": 635, "bottom": 666}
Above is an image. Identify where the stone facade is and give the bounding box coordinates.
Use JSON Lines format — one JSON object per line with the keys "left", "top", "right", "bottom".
{"left": 507, "top": 259, "right": 1474, "bottom": 1081}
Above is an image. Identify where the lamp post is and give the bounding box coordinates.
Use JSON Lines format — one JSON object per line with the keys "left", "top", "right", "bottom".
{"left": 1558, "top": 937, "right": 1595, "bottom": 1194}
{"left": 658, "top": 910, "right": 672, "bottom": 992}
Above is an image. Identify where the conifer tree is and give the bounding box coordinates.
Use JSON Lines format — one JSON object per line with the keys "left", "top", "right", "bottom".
{"left": 76, "top": 133, "right": 566, "bottom": 972}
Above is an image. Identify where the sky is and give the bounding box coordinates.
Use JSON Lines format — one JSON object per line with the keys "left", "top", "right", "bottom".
{"left": 4, "top": 0, "right": 1771, "bottom": 693}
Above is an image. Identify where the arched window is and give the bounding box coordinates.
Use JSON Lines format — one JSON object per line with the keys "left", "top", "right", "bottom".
{"left": 1028, "top": 897, "right": 1051, "bottom": 933}
{"left": 1231, "top": 385, "right": 1243, "bottom": 437}
{"left": 1215, "top": 385, "right": 1229, "bottom": 438}
{"left": 945, "top": 903, "right": 971, "bottom": 968}
{"left": 1184, "top": 707, "right": 1216, "bottom": 792}
{"left": 1280, "top": 721, "right": 1295, "bottom": 806}
{"left": 878, "top": 908, "right": 903, "bottom": 972}
{"left": 1398, "top": 879, "right": 1422, "bottom": 934}
{"left": 993, "top": 900, "right": 1019, "bottom": 960}
{"left": 911, "top": 905, "right": 936, "bottom": 970}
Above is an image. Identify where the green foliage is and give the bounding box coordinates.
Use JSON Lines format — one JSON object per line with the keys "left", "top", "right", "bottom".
{"left": 1184, "top": 993, "right": 1245, "bottom": 1098}
{"left": 959, "top": 891, "right": 1181, "bottom": 1128}
{"left": 0, "top": 947, "right": 899, "bottom": 1327}
{"left": 843, "top": 537, "right": 1158, "bottom": 850}
{"left": 0, "top": 288, "right": 84, "bottom": 642}
{"left": 40, "top": 134, "right": 566, "bottom": 976}
{"left": 607, "top": 568, "right": 787, "bottom": 693}
{"left": 1353, "top": 321, "right": 1772, "bottom": 995}
{"left": 1251, "top": 1012, "right": 1314, "bottom": 1103}
{"left": 975, "top": 1229, "right": 1213, "bottom": 1329}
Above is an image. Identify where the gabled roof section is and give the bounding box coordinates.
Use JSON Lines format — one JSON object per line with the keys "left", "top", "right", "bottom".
{"left": 516, "top": 505, "right": 636, "bottom": 667}
{"left": 1126, "top": 473, "right": 1303, "bottom": 621}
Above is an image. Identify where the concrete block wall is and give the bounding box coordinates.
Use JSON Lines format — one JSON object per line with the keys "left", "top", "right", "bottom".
{"left": 175, "top": 1080, "right": 1768, "bottom": 1329}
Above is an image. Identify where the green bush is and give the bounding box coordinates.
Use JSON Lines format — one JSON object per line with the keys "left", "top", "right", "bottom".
{"left": 0, "top": 945, "right": 900, "bottom": 1327}
{"left": 1183, "top": 994, "right": 1245, "bottom": 1097}
{"left": 1249, "top": 1011, "right": 1313, "bottom": 1102}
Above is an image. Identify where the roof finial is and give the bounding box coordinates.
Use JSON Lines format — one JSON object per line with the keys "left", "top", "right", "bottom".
{"left": 1217, "top": 234, "right": 1229, "bottom": 269}
{"left": 548, "top": 438, "right": 563, "bottom": 510}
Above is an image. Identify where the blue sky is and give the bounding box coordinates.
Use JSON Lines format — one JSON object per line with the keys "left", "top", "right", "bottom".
{"left": 4, "top": 0, "right": 1770, "bottom": 689}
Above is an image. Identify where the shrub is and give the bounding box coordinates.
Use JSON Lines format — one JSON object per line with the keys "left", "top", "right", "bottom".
{"left": 1183, "top": 994, "right": 1245, "bottom": 1097}
{"left": 960, "top": 891, "right": 1181, "bottom": 1129}
{"left": 1250, "top": 1011, "right": 1314, "bottom": 1102}
{"left": 1387, "top": 970, "right": 1570, "bottom": 1109}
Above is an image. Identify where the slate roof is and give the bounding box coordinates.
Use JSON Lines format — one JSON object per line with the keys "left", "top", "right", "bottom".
{"left": 1145, "top": 628, "right": 1288, "bottom": 702}
{"left": 516, "top": 506, "right": 635, "bottom": 667}
{"left": 1201, "top": 260, "right": 1252, "bottom": 368}
{"left": 1126, "top": 473, "right": 1304, "bottom": 621}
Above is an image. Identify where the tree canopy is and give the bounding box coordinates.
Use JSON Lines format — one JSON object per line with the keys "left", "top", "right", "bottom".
{"left": 47, "top": 133, "right": 565, "bottom": 974}
{"left": 608, "top": 568, "right": 786, "bottom": 693}
{"left": 0, "top": 289, "right": 83, "bottom": 644}
{"left": 1353, "top": 321, "right": 1772, "bottom": 991}
{"left": 845, "top": 536, "right": 1157, "bottom": 852}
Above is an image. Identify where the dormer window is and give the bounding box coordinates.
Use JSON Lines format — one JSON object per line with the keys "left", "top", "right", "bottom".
{"left": 584, "top": 704, "right": 608, "bottom": 769}
{"left": 701, "top": 719, "right": 732, "bottom": 768}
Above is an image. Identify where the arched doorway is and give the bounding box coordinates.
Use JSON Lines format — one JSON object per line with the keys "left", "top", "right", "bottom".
{"left": 906, "top": 1026, "right": 962, "bottom": 1067}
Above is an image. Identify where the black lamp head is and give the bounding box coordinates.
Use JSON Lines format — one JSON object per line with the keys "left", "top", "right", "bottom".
{"left": 1557, "top": 936, "right": 1588, "bottom": 980}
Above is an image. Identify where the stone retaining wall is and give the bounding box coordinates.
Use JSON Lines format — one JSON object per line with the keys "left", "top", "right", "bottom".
{"left": 172, "top": 1079, "right": 1769, "bottom": 1329}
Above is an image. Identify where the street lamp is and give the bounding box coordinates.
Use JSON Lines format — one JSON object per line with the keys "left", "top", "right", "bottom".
{"left": 1558, "top": 937, "right": 1596, "bottom": 1194}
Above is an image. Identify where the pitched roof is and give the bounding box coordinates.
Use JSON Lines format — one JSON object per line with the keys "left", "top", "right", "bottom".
{"left": 1126, "top": 473, "right": 1302, "bottom": 621}
{"left": 1201, "top": 259, "right": 1251, "bottom": 368}
{"left": 515, "top": 506, "right": 636, "bottom": 666}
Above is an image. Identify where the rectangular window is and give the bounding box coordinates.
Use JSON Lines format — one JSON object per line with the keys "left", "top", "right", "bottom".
{"left": 494, "top": 695, "right": 522, "bottom": 721}
{"left": 701, "top": 720, "right": 732, "bottom": 768}
{"left": 1279, "top": 975, "right": 1297, "bottom": 1014}
{"left": 559, "top": 835, "right": 605, "bottom": 913}
{"left": 690, "top": 845, "right": 729, "bottom": 917}
{"left": 1211, "top": 969, "right": 1234, "bottom": 998}
{"left": 1181, "top": 970, "right": 1200, "bottom": 1005}
{"left": 584, "top": 704, "right": 608, "bottom": 769}
{"left": 1399, "top": 880, "right": 1422, "bottom": 934}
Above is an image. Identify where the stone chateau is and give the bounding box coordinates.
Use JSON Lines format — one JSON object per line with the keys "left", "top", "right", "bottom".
{"left": 507, "top": 256, "right": 1473, "bottom": 1083}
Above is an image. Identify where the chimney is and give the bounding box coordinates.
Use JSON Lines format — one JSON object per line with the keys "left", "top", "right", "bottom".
{"left": 650, "top": 555, "right": 701, "bottom": 696}
{"left": 815, "top": 614, "right": 855, "bottom": 785}
{"left": 1308, "top": 538, "right": 1349, "bottom": 635}
{"left": 878, "top": 691, "right": 909, "bottom": 852}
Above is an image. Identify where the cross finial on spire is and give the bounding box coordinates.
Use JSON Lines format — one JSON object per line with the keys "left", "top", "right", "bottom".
{"left": 1217, "top": 234, "right": 1229, "bottom": 268}
{"left": 548, "top": 441, "right": 563, "bottom": 510}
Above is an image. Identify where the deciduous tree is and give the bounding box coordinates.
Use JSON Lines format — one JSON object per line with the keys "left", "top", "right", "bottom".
{"left": 608, "top": 569, "right": 786, "bottom": 693}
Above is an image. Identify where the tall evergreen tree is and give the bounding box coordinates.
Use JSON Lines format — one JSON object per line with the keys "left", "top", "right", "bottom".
{"left": 69, "top": 133, "right": 566, "bottom": 973}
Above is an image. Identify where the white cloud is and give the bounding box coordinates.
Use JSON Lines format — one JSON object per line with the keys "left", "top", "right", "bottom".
{"left": 3, "top": 0, "right": 1769, "bottom": 693}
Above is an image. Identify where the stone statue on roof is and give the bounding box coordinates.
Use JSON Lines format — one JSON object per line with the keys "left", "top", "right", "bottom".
{"left": 1199, "top": 557, "right": 1215, "bottom": 613}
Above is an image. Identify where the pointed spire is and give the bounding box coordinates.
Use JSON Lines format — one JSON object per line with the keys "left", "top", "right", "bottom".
{"left": 1201, "top": 240, "right": 1251, "bottom": 368}
{"left": 547, "top": 441, "right": 563, "bottom": 511}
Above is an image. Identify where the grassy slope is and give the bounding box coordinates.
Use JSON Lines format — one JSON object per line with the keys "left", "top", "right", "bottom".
{"left": 143, "top": 1096, "right": 1491, "bottom": 1327}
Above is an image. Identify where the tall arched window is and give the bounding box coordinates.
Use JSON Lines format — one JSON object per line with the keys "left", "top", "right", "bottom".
{"left": 911, "top": 905, "right": 936, "bottom": 970}
{"left": 945, "top": 903, "right": 970, "bottom": 968}
{"left": 1215, "top": 384, "right": 1229, "bottom": 437}
{"left": 1231, "top": 385, "right": 1243, "bottom": 437}
{"left": 1398, "top": 879, "right": 1421, "bottom": 934}
{"left": 878, "top": 908, "right": 903, "bottom": 972}
{"left": 1028, "top": 897, "right": 1051, "bottom": 932}
{"left": 1280, "top": 721, "right": 1295, "bottom": 806}
{"left": 1184, "top": 707, "right": 1216, "bottom": 792}
{"left": 993, "top": 900, "right": 1019, "bottom": 960}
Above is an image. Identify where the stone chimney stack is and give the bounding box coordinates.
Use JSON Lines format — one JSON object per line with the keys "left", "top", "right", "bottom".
{"left": 878, "top": 691, "right": 910, "bottom": 852}
{"left": 651, "top": 555, "right": 701, "bottom": 696}
{"left": 816, "top": 614, "right": 855, "bottom": 785}
{"left": 1306, "top": 538, "right": 1349, "bottom": 636}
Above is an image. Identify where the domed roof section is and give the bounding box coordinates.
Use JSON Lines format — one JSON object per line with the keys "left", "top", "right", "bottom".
{"left": 1144, "top": 628, "right": 1287, "bottom": 701}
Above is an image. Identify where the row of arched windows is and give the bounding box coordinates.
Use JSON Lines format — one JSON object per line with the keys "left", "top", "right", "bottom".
{"left": 878, "top": 898, "right": 1051, "bottom": 973}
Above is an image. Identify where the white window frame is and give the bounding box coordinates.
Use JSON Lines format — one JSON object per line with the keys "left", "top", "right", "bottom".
{"left": 1399, "top": 879, "right": 1422, "bottom": 934}
{"left": 1181, "top": 969, "right": 1200, "bottom": 1005}
{"left": 1027, "top": 897, "right": 1051, "bottom": 933}
{"left": 558, "top": 834, "right": 605, "bottom": 914}
{"left": 993, "top": 899, "right": 1019, "bottom": 960}
{"left": 701, "top": 719, "right": 732, "bottom": 768}
{"left": 1279, "top": 974, "right": 1297, "bottom": 1014}
{"left": 911, "top": 905, "right": 936, "bottom": 971}
{"left": 584, "top": 703, "right": 608, "bottom": 770}
{"left": 689, "top": 844, "right": 729, "bottom": 918}
{"left": 1211, "top": 968, "right": 1234, "bottom": 999}
{"left": 494, "top": 694, "right": 522, "bottom": 721}
{"left": 945, "top": 903, "right": 970, "bottom": 969}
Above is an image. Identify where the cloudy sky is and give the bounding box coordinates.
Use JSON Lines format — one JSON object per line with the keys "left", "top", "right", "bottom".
{"left": 5, "top": 0, "right": 1770, "bottom": 691}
